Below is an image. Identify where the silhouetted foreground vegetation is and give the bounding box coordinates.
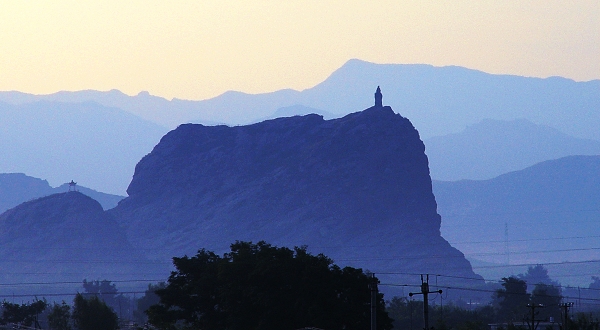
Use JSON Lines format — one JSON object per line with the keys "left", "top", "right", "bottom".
{"left": 385, "top": 268, "right": 600, "bottom": 330}
{"left": 1, "top": 245, "right": 599, "bottom": 329}
{"left": 147, "top": 241, "right": 392, "bottom": 330}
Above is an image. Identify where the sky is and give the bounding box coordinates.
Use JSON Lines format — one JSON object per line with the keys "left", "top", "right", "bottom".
{"left": 0, "top": 1, "right": 598, "bottom": 101}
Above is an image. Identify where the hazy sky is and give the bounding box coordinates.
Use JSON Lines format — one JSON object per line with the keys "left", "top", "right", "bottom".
{"left": 1, "top": 1, "right": 598, "bottom": 100}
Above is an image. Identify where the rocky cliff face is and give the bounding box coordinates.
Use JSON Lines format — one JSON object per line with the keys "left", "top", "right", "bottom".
{"left": 111, "top": 102, "right": 482, "bottom": 286}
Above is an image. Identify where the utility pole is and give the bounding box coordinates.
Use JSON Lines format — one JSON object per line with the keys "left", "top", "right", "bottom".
{"left": 559, "top": 302, "right": 574, "bottom": 330}
{"left": 409, "top": 274, "right": 442, "bottom": 330}
{"left": 370, "top": 274, "right": 378, "bottom": 330}
{"left": 526, "top": 303, "right": 545, "bottom": 330}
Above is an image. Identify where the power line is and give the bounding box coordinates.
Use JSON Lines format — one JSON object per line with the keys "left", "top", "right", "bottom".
{"left": 439, "top": 208, "right": 600, "bottom": 220}
{"left": 472, "top": 259, "right": 600, "bottom": 269}
{"left": 448, "top": 234, "right": 600, "bottom": 246}
{"left": 0, "top": 279, "right": 165, "bottom": 287}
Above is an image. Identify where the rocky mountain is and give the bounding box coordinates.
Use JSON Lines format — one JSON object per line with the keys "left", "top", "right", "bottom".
{"left": 0, "top": 100, "right": 168, "bottom": 195}
{"left": 109, "top": 92, "right": 482, "bottom": 289}
{"left": 433, "top": 155, "right": 600, "bottom": 286}
{"left": 424, "top": 119, "right": 600, "bottom": 181}
{"left": 0, "top": 192, "right": 164, "bottom": 295}
{"left": 0, "top": 173, "right": 124, "bottom": 213}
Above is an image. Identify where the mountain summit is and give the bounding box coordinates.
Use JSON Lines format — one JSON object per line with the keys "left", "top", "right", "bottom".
{"left": 110, "top": 88, "right": 481, "bottom": 286}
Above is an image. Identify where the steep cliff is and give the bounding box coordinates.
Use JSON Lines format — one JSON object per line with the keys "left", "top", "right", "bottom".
{"left": 111, "top": 96, "right": 481, "bottom": 286}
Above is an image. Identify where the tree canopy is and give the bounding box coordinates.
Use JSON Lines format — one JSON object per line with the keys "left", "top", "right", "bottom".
{"left": 147, "top": 241, "right": 392, "bottom": 330}
{"left": 72, "top": 293, "right": 119, "bottom": 330}
{"left": 47, "top": 301, "right": 72, "bottom": 330}
{"left": 493, "top": 276, "right": 530, "bottom": 323}
{"left": 0, "top": 299, "right": 47, "bottom": 327}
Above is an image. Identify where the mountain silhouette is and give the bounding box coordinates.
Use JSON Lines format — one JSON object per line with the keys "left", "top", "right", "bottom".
{"left": 1, "top": 60, "right": 597, "bottom": 193}
{"left": 0, "top": 100, "right": 168, "bottom": 194}
{"left": 2, "top": 59, "right": 597, "bottom": 141}
{"left": 0, "top": 191, "right": 161, "bottom": 294}
{"left": 424, "top": 119, "right": 600, "bottom": 181}
{"left": 109, "top": 89, "right": 482, "bottom": 289}
{"left": 0, "top": 173, "right": 124, "bottom": 213}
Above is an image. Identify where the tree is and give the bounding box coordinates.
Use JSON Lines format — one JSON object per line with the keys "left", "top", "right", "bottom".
{"left": 147, "top": 241, "right": 393, "bottom": 330}
{"left": 82, "top": 279, "right": 131, "bottom": 320}
{"left": 134, "top": 282, "right": 166, "bottom": 324}
{"left": 530, "top": 283, "right": 562, "bottom": 321}
{"left": 571, "top": 312, "right": 600, "bottom": 330}
{"left": 82, "top": 279, "right": 118, "bottom": 297}
{"left": 47, "top": 301, "right": 72, "bottom": 330}
{"left": 72, "top": 293, "right": 119, "bottom": 330}
{"left": 518, "top": 264, "right": 558, "bottom": 287}
{"left": 0, "top": 298, "right": 47, "bottom": 327}
{"left": 493, "top": 276, "right": 530, "bottom": 323}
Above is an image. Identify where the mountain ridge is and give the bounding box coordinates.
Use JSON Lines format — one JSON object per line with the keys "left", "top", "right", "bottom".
{"left": 424, "top": 118, "right": 600, "bottom": 180}
{"left": 0, "top": 100, "right": 168, "bottom": 194}
{"left": 0, "top": 172, "right": 124, "bottom": 213}
{"left": 2, "top": 59, "right": 598, "bottom": 140}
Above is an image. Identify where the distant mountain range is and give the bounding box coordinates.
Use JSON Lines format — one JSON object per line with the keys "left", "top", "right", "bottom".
{"left": 1, "top": 59, "right": 598, "bottom": 194}
{"left": 0, "top": 100, "right": 168, "bottom": 194}
{"left": 0, "top": 173, "right": 124, "bottom": 213}
{"left": 424, "top": 119, "right": 600, "bottom": 181}
{"left": 1, "top": 59, "right": 598, "bottom": 140}
{"left": 433, "top": 155, "right": 600, "bottom": 286}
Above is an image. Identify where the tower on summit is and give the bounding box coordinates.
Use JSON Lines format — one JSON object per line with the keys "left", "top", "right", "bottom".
{"left": 68, "top": 180, "right": 78, "bottom": 192}
{"left": 374, "top": 86, "right": 383, "bottom": 108}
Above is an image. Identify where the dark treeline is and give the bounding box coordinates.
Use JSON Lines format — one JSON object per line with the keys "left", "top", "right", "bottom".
{"left": 1, "top": 245, "right": 599, "bottom": 330}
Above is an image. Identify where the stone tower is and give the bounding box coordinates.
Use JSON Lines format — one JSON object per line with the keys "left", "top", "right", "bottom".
{"left": 374, "top": 86, "right": 383, "bottom": 108}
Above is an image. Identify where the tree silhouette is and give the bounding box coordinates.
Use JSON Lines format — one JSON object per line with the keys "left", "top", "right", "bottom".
{"left": 148, "top": 241, "right": 392, "bottom": 330}
{"left": 0, "top": 299, "right": 47, "bottom": 327}
{"left": 518, "top": 264, "right": 558, "bottom": 286}
{"left": 494, "top": 277, "right": 530, "bottom": 323}
{"left": 530, "top": 283, "right": 562, "bottom": 321}
{"left": 47, "top": 301, "right": 72, "bottom": 330}
{"left": 72, "top": 293, "right": 118, "bottom": 330}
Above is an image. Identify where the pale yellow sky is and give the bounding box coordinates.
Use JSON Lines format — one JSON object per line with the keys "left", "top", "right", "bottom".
{"left": 0, "top": 1, "right": 598, "bottom": 100}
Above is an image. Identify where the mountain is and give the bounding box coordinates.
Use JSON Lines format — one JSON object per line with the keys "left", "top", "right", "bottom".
{"left": 2, "top": 59, "right": 598, "bottom": 141}
{"left": 433, "top": 155, "right": 600, "bottom": 285}
{"left": 424, "top": 119, "right": 600, "bottom": 181}
{"left": 0, "top": 191, "right": 164, "bottom": 295}
{"left": 0, "top": 100, "right": 169, "bottom": 195}
{"left": 109, "top": 95, "right": 483, "bottom": 290}
{"left": 0, "top": 173, "right": 124, "bottom": 213}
